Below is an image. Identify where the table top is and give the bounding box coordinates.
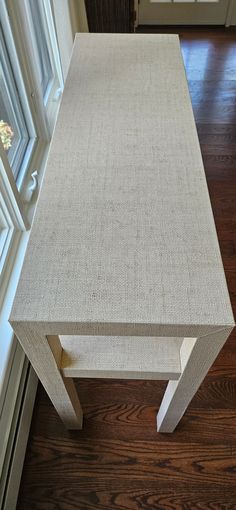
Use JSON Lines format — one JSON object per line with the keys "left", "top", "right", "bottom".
{"left": 10, "top": 34, "right": 234, "bottom": 332}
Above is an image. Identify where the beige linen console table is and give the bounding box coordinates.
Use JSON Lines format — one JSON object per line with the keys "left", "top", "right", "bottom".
{"left": 10, "top": 34, "right": 235, "bottom": 432}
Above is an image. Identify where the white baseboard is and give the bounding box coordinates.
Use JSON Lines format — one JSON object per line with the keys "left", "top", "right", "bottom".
{"left": 0, "top": 362, "right": 37, "bottom": 510}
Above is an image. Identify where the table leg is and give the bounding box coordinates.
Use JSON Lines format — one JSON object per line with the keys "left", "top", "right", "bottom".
{"left": 12, "top": 323, "right": 83, "bottom": 429}
{"left": 157, "top": 327, "right": 232, "bottom": 433}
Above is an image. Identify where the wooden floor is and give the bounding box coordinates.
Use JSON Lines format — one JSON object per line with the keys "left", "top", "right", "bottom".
{"left": 17, "top": 28, "right": 236, "bottom": 509}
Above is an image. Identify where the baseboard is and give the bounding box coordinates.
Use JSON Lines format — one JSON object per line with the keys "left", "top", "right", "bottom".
{"left": 0, "top": 362, "right": 37, "bottom": 510}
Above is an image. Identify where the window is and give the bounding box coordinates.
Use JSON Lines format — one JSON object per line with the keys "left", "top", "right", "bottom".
{"left": 0, "top": 28, "right": 30, "bottom": 181}
{"left": 25, "top": 0, "right": 64, "bottom": 111}
{"left": 0, "top": 0, "right": 64, "bottom": 429}
{"left": 150, "top": 1, "right": 219, "bottom": 3}
{"left": 0, "top": 144, "right": 29, "bottom": 299}
{"left": 0, "top": 185, "right": 14, "bottom": 276}
{"left": 18, "top": 0, "right": 64, "bottom": 132}
{"left": 27, "top": 0, "right": 54, "bottom": 104}
{"left": 0, "top": 0, "right": 64, "bottom": 297}
{"left": 0, "top": 1, "right": 78, "bottom": 506}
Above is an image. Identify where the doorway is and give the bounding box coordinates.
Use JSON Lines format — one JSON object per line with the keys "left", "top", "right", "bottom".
{"left": 137, "top": 0, "right": 235, "bottom": 27}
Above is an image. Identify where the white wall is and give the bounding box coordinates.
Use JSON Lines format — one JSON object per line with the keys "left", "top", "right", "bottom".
{"left": 52, "top": 0, "right": 88, "bottom": 80}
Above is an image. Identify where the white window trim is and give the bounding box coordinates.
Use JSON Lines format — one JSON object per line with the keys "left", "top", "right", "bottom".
{"left": 0, "top": 2, "right": 77, "bottom": 507}
{"left": 0, "top": 0, "right": 65, "bottom": 211}
{"left": 5, "top": 0, "right": 64, "bottom": 138}
{"left": 0, "top": 138, "right": 30, "bottom": 411}
{"left": 0, "top": 152, "right": 28, "bottom": 309}
{"left": 0, "top": 29, "right": 28, "bottom": 180}
{"left": 42, "top": 0, "right": 64, "bottom": 93}
{"left": 3, "top": 0, "right": 50, "bottom": 141}
{"left": 0, "top": 231, "right": 29, "bottom": 416}
{"left": 0, "top": 143, "right": 29, "bottom": 232}
{"left": 0, "top": 2, "right": 38, "bottom": 189}
{"left": 0, "top": 0, "right": 62, "bottom": 458}
{"left": 0, "top": 148, "right": 50, "bottom": 509}
{"left": 1, "top": 362, "right": 37, "bottom": 510}
{"left": 0, "top": 0, "right": 65, "bottom": 407}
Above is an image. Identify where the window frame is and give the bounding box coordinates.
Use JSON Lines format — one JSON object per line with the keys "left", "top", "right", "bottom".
{"left": 0, "top": 28, "right": 30, "bottom": 180}
{"left": 5, "top": 0, "right": 64, "bottom": 138}
{"left": 0, "top": 0, "right": 67, "bottom": 259}
{"left": 0, "top": 0, "right": 65, "bottom": 306}
{"left": 0, "top": 142, "right": 29, "bottom": 308}
{"left": 0, "top": 3, "right": 76, "bottom": 506}
{"left": 0, "top": 0, "right": 64, "bottom": 210}
{"left": 0, "top": 0, "right": 64, "bottom": 416}
{"left": 0, "top": 14, "right": 37, "bottom": 190}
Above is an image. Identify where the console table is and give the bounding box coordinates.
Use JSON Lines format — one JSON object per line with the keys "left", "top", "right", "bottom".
{"left": 10, "top": 34, "right": 234, "bottom": 432}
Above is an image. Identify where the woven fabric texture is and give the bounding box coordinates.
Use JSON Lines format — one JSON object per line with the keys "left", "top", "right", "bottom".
{"left": 10, "top": 34, "right": 234, "bottom": 330}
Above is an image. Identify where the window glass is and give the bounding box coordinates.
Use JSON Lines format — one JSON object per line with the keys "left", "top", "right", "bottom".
{"left": 0, "top": 29, "right": 29, "bottom": 180}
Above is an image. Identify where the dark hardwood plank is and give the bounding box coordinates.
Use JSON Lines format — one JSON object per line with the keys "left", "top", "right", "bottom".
{"left": 85, "top": 0, "right": 134, "bottom": 33}
{"left": 18, "top": 437, "right": 236, "bottom": 486}
{"left": 17, "top": 28, "right": 236, "bottom": 510}
{"left": 16, "top": 482, "right": 236, "bottom": 510}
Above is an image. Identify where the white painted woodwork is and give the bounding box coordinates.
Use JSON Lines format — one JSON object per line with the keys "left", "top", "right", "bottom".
{"left": 10, "top": 324, "right": 83, "bottom": 429}
{"left": 157, "top": 328, "right": 232, "bottom": 432}
{"left": 0, "top": 142, "right": 29, "bottom": 231}
{"left": 9, "top": 35, "right": 234, "bottom": 432}
{"left": 60, "top": 336, "right": 183, "bottom": 379}
{"left": 138, "top": 0, "right": 230, "bottom": 26}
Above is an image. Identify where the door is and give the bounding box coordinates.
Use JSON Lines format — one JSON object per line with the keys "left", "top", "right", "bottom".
{"left": 138, "top": 0, "right": 233, "bottom": 26}
{"left": 85, "top": 0, "right": 135, "bottom": 32}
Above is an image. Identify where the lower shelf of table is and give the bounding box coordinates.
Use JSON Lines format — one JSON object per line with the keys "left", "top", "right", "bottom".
{"left": 60, "top": 336, "right": 183, "bottom": 380}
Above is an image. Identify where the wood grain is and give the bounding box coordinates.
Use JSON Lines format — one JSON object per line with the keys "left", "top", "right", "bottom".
{"left": 16, "top": 437, "right": 236, "bottom": 484}
{"left": 15, "top": 485, "right": 236, "bottom": 510}
{"left": 85, "top": 0, "right": 134, "bottom": 33}
{"left": 17, "top": 27, "right": 236, "bottom": 509}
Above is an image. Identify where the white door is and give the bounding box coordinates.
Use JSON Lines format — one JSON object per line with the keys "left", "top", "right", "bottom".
{"left": 138, "top": 0, "right": 234, "bottom": 26}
